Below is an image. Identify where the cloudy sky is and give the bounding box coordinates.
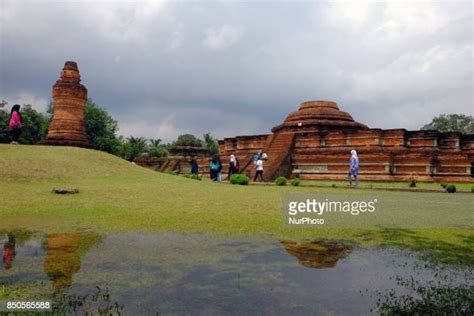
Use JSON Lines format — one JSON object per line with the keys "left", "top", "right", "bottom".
{"left": 0, "top": 0, "right": 472, "bottom": 141}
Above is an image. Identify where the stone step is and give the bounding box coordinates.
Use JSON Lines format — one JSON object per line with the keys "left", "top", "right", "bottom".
{"left": 262, "top": 133, "right": 296, "bottom": 181}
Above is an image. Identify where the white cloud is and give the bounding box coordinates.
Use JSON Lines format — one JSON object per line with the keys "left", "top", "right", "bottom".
{"left": 325, "top": 0, "right": 377, "bottom": 27}
{"left": 202, "top": 24, "right": 243, "bottom": 51}
{"left": 375, "top": 1, "right": 449, "bottom": 40}
{"left": 2, "top": 92, "right": 49, "bottom": 113}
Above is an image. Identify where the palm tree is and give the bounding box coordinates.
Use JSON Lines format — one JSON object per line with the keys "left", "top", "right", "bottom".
{"left": 127, "top": 136, "right": 148, "bottom": 152}
{"left": 149, "top": 138, "right": 162, "bottom": 147}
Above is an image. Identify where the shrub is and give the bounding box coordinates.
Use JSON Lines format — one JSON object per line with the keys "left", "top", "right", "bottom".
{"left": 230, "top": 174, "right": 249, "bottom": 185}
{"left": 230, "top": 174, "right": 239, "bottom": 184}
{"left": 290, "top": 178, "right": 301, "bottom": 186}
{"left": 275, "top": 176, "right": 287, "bottom": 186}
{"left": 471, "top": 185, "right": 474, "bottom": 193}
{"left": 446, "top": 184, "right": 456, "bottom": 193}
{"left": 148, "top": 145, "right": 169, "bottom": 157}
{"left": 408, "top": 174, "right": 417, "bottom": 188}
{"left": 440, "top": 183, "right": 447, "bottom": 189}
{"left": 183, "top": 174, "right": 201, "bottom": 181}
{"left": 164, "top": 170, "right": 177, "bottom": 176}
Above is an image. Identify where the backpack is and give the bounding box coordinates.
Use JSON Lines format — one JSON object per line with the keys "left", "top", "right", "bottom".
{"left": 210, "top": 161, "right": 219, "bottom": 170}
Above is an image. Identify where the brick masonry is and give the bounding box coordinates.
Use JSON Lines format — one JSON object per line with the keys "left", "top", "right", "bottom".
{"left": 43, "top": 61, "right": 90, "bottom": 148}
{"left": 218, "top": 101, "right": 474, "bottom": 182}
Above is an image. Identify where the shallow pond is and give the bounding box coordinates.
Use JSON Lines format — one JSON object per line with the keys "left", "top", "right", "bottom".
{"left": 0, "top": 231, "right": 472, "bottom": 315}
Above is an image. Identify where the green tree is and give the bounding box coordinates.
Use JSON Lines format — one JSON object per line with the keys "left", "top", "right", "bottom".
{"left": 119, "top": 136, "right": 148, "bottom": 161}
{"left": 203, "top": 132, "right": 219, "bottom": 155}
{"left": 18, "top": 105, "right": 49, "bottom": 144}
{"left": 422, "top": 114, "right": 474, "bottom": 134}
{"left": 0, "top": 109, "right": 10, "bottom": 143}
{"left": 149, "top": 139, "right": 162, "bottom": 147}
{"left": 173, "top": 134, "right": 204, "bottom": 147}
{"left": 148, "top": 145, "right": 169, "bottom": 157}
{"left": 84, "top": 99, "right": 121, "bottom": 154}
{"left": 148, "top": 138, "right": 169, "bottom": 157}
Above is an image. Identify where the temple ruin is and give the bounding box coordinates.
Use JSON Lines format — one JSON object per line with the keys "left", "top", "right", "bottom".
{"left": 212, "top": 100, "right": 474, "bottom": 183}
{"left": 134, "top": 143, "right": 209, "bottom": 173}
{"left": 43, "top": 61, "right": 90, "bottom": 147}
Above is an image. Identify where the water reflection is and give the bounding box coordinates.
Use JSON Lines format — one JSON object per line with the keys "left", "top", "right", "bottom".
{"left": 2, "top": 229, "right": 34, "bottom": 270}
{"left": 2, "top": 234, "right": 16, "bottom": 269}
{"left": 44, "top": 233, "right": 102, "bottom": 289}
{"left": 281, "top": 239, "right": 351, "bottom": 269}
{"left": 0, "top": 231, "right": 471, "bottom": 315}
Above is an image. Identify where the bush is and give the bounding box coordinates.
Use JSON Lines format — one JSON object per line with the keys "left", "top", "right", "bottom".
{"left": 290, "top": 178, "right": 301, "bottom": 186}
{"left": 408, "top": 174, "right": 417, "bottom": 188}
{"left": 164, "top": 170, "right": 177, "bottom": 176}
{"left": 230, "top": 174, "right": 249, "bottom": 185}
{"left": 446, "top": 184, "right": 456, "bottom": 193}
{"left": 275, "top": 176, "right": 287, "bottom": 186}
{"left": 471, "top": 185, "right": 474, "bottom": 193}
{"left": 440, "top": 183, "right": 447, "bottom": 189}
{"left": 183, "top": 173, "right": 201, "bottom": 181}
{"left": 148, "top": 145, "right": 169, "bottom": 157}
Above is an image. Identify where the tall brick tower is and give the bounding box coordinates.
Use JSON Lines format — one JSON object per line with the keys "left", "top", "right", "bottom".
{"left": 44, "top": 61, "right": 90, "bottom": 147}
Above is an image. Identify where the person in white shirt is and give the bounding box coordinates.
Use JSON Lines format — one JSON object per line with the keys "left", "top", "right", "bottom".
{"left": 254, "top": 157, "right": 264, "bottom": 182}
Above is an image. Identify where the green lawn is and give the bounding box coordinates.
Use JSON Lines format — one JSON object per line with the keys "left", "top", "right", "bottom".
{"left": 0, "top": 144, "right": 473, "bottom": 265}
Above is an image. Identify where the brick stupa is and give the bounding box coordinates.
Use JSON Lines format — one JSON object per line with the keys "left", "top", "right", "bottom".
{"left": 44, "top": 61, "right": 90, "bottom": 147}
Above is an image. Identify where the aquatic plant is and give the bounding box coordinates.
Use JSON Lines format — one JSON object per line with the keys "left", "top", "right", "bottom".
{"left": 375, "top": 264, "right": 473, "bottom": 315}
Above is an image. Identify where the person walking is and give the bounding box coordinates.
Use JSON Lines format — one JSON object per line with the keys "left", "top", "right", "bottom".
{"left": 348, "top": 149, "right": 359, "bottom": 187}
{"left": 9, "top": 104, "right": 22, "bottom": 144}
{"left": 229, "top": 154, "right": 237, "bottom": 177}
{"left": 216, "top": 155, "right": 223, "bottom": 182}
{"left": 234, "top": 155, "right": 240, "bottom": 173}
{"left": 191, "top": 159, "right": 199, "bottom": 175}
{"left": 210, "top": 154, "right": 222, "bottom": 182}
{"left": 252, "top": 150, "right": 262, "bottom": 166}
{"left": 254, "top": 156, "right": 264, "bottom": 182}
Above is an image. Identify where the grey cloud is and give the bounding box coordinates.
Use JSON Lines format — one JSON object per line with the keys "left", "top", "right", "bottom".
{"left": 0, "top": 0, "right": 472, "bottom": 142}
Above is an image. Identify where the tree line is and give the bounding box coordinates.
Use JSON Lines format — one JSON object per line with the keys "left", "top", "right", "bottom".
{"left": 0, "top": 99, "right": 219, "bottom": 161}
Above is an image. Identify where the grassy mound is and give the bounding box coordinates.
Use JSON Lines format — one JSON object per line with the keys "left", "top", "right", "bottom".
{"left": 0, "top": 145, "right": 147, "bottom": 182}
{"left": 0, "top": 144, "right": 473, "bottom": 265}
